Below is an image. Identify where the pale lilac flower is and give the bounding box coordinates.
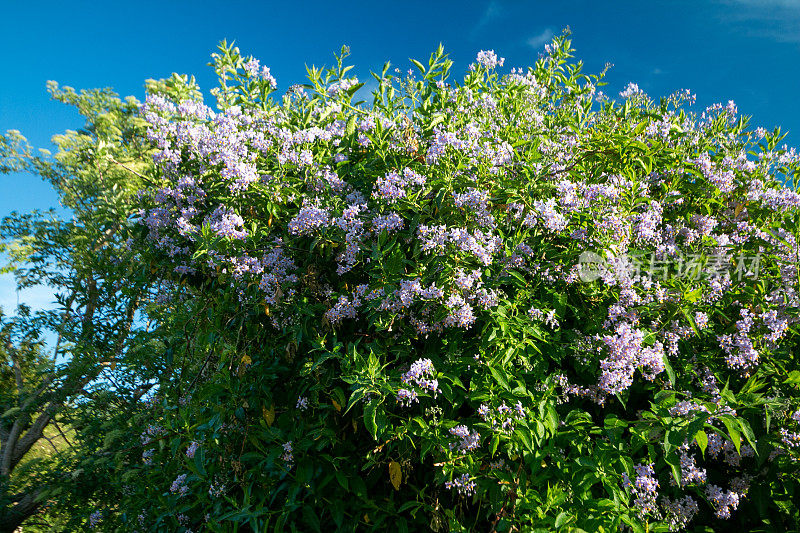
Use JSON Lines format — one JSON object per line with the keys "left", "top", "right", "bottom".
{"left": 668, "top": 400, "right": 709, "bottom": 417}
{"left": 445, "top": 473, "right": 476, "bottom": 496}
{"left": 678, "top": 449, "right": 706, "bottom": 486}
{"left": 401, "top": 358, "right": 440, "bottom": 396}
{"left": 705, "top": 484, "right": 740, "bottom": 519}
{"left": 476, "top": 50, "right": 505, "bottom": 69}
{"left": 449, "top": 425, "right": 481, "bottom": 452}
{"left": 661, "top": 495, "right": 698, "bottom": 531}
{"left": 598, "top": 322, "right": 665, "bottom": 394}
{"left": 280, "top": 441, "right": 294, "bottom": 466}
{"left": 186, "top": 441, "right": 199, "bottom": 459}
{"left": 327, "top": 78, "right": 359, "bottom": 97}
{"left": 620, "top": 82, "right": 643, "bottom": 99}
{"left": 372, "top": 212, "right": 405, "bottom": 233}
{"left": 780, "top": 428, "right": 800, "bottom": 448}
{"left": 288, "top": 205, "right": 330, "bottom": 236}
{"left": 207, "top": 206, "right": 247, "bottom": 239}
{"left": 622, "top": 462, "right": 659, "bottom": 515}
{"left": 170, "top": 474, "right": 190, "bottom": 497}
{"left": 396, "top": 388, "right": 419, "bottom": 406}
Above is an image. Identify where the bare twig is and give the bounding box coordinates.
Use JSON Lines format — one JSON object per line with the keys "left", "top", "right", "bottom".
{"left": 108, "top": 156, "right": 156, "bottom": 186}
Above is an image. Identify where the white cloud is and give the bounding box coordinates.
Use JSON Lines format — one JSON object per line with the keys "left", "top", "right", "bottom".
{"left": 473, "top": 1, "right": 503, "bottom": 35}
{"left": 526, "top": 28, "right": 555, "bottom": 49}
{"left": 713, "top": 0, "right": 800, "bottom": 41}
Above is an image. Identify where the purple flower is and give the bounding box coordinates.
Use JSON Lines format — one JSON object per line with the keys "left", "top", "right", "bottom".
{"left": 206, "top": 206, "right": 248, "bottom": 239}
{"left": 598, "top": 322, "right": 665, "bottom": 394}
{"left": 475, "top": 50, "right": 505, "bottom": 69}
{"left": 170, "top": 474, "right": 190, "bottom": 497}
{"left": 327, "top": 78, "right": 359, "bottom": 97}
{"left": 372, "top": 212, "right": 405, "bottom": 234}
{"left": 678, "top": 448, "right": 706, "bottom": 486}
{"left": 396, "top": 388, "right": 419, "bottom": 406}
{"left": 400, "top": 358, "right": 440, "bottom": 396}
{"left": 621, "top": 462, "right": 659, "bottom": 515}
{"left": 705, "top": 484, "right": 740, "bottom": 519}
{"left": 186, "top": 441, "right": 199, "bottom": 459}
{"left": 444, "top": 473, "right": 476, "bottom": 496}
{"left": 288, "top": 205, "right": 330, "bottom": 236}
{"left": 661, "top": 496, "right": 698, "bottom": 531}
{"left": 449, "top": 425, "right": 481, "bottom": 452}
{"left": 280, "top": 441, "right": 294, "bottom": 466}
{"left": 372, "top": 168, "right": 426, "bottom": 203}
{"left": 780, "top": 428, "right": 800, "bottom": 448}
{"left": 619, "top": 82, "right": 643, "bottom": 99}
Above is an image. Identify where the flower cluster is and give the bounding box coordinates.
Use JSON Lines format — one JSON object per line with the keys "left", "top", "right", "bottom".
{"left": 705, "top": 484, "right": 740, "bottom": 519}
{"left": 280, "top": 441, "right": 294, "bottom": 466}
{"left": 598, "top": 322, "right": 665, "bottom": 395}
{"left": 477, "top": 401, "right": 526, "bottom": 433}
{"left": 622, "top": 463, "right": 660, "bottom": 515}
{"left": 444, "top": 473, "right": 476, "bottom": 496}
{"left": 400, "top": 358, "right": 440, "bottom": 396}
{"left": 170, "top": 474, "right": 190, "bottom": 497}
{"left": 186, "top": 441, "right": 199, "bottom": 458}
{"left": 660, "top": 496, "right": 699, "bottom": 531}
{"left": 448, "top": 425, "right": 481, "bottom": 452}
{"left": 372, "top": 168, "right": 426, "bottom": 203}
{"left": 475, "top": 50, "right": 505, "bottom": 69}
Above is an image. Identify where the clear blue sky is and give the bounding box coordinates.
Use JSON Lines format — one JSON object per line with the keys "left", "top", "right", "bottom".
{"left": 1, "top": 0, "right": 800, "bottom": 312}
{"left": 2, "top": 0, "right": 800, "bottom": 219}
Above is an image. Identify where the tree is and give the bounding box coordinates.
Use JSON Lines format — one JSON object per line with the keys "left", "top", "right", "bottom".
{"left": 0, "top": 84, "right": 158, "bottom": 531}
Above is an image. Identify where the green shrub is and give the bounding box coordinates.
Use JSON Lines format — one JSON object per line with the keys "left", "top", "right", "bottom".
{"left": 121, "top": 33, "right": 800, "bottom": 531}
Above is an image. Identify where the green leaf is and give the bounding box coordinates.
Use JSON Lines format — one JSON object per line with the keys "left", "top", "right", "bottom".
{"left": 661, "top": 353, "right": 676, "bottom": 387}
{"left": 719, "top": 415, "right": 742, "bottom": 455}
{"left": 345, "top": 115, "right": 357, "bottom": 136}
{"left": 410, "top": 58, "right": 426, "bottom": 75}
{"left": 784, "top": 370, "right": 800, "bottom": 385}
{"left": 694, "top": 430, "right": 708, "bottom": 457}
{"left": 683, "top": 288, "right": 702, "bottom": 303}
{"left": 491, "top": 434, "right": 500, "bottom": 457}
{"left": 545, "top": 404, "right": 559, "bottom": 434}
{"left": 664, "top": 451, "right": 682, "bottom": 486}
{"left": 488, "top": 365, "right": 511, "bottom": 391}
{"left": 554, "top": 512, "right": 571, "bottom": 529}
{"left": 364, "top": 401, "right": 378, "bottom": 440}
{"left": 737, "top": 417, "right": 758, "bottom": 453}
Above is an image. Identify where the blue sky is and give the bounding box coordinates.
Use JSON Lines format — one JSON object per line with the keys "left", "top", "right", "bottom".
{"left": 2, "top": 0, "right": 800, "bottom": 311}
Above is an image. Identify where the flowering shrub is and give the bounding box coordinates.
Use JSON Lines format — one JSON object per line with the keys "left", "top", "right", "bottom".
{"left": 122, "top": 34, "right": 800, "bottom": 531}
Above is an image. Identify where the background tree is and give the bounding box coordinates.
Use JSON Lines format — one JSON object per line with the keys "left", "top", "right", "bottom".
{"left": 0, "top": 84, "right": 159, "bottom": 531}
